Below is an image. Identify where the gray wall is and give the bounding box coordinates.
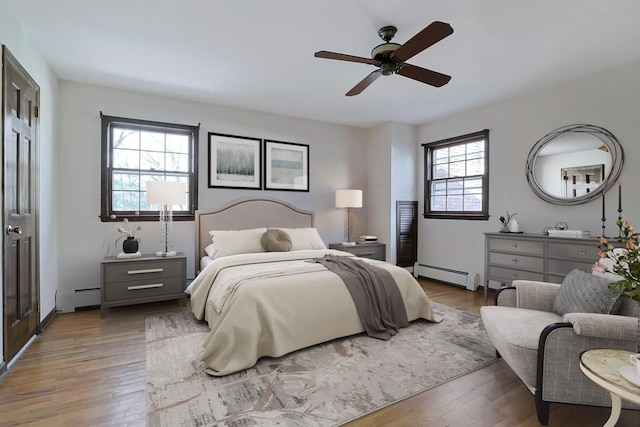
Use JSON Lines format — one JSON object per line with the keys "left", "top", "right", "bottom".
{"left": 417, "top": 59, "right": 640, "bottom": 289}
{"left": 57, "top": 81, "right": 368, "bottom": 292}
{"left": 0, "top": 2, "right": 60, "bottom": 361}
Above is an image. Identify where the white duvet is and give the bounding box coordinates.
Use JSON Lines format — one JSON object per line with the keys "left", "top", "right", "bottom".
{"left": 186, "top": 249, "right": 439, "bottom": 376}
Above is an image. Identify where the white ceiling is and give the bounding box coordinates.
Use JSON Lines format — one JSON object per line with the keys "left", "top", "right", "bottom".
{"left": 7, "top": 0, "right": 640, "bottom": 128}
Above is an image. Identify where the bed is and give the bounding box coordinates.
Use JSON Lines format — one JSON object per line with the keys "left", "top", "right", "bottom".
{"left": 187, "top": 197, "right": 439, "bottom": 376}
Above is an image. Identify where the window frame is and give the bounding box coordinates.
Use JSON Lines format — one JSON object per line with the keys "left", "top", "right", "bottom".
{"left": 422, "top": 129, "right": 489, "bottom": 220}
{"left": 100, "top": 114, "right": 199, "bottom": 222}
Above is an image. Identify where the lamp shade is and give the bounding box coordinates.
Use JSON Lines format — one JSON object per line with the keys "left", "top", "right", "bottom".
{"left": 335, "top": 189, "right": 362, "bottom": 208}
{"left": 146, "top": 181, "right": 186, "bottom": 205}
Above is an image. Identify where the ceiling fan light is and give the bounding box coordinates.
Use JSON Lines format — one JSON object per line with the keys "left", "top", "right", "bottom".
{"left": 380, "top": 63, "right": 396, "bottom": 76}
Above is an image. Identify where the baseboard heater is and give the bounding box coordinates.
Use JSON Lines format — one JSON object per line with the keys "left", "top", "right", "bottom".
{"left": 56, "top": 287, "right": 101, "bottom": 313}
{"left": 414, "top": 263, "right": 478, "bottom": 291}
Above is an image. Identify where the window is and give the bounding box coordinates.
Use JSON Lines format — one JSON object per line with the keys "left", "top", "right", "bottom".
{"left": 100, "top": 114, "right": 199, "bottom": 221}
{"left": 423, "top": 129, "right": 489, "bottom": 220}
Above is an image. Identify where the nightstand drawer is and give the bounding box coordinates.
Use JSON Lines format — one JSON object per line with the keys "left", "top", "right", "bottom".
{"left": 329, "top": 243, "right": 386, "bottom": 261}
{"left": 104, "top": 276, "right": 185, "bottom": 302}
{"left": 103, "top": 259, "right": 183, "bottom": 283}
{"left": 348, "top": 245, "right": 385, "bottom": 260}
{"left": 100, "top": 253, "right": 187, "bottom": 317}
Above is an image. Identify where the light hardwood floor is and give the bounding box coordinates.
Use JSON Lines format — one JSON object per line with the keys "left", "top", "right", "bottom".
{"left": 0, "top": 280, "right": 637, "bottom": 426}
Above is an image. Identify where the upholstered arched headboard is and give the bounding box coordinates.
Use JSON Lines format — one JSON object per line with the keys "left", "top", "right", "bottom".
{"left": 195, "top": 197, "right": 315, "bottom": 273}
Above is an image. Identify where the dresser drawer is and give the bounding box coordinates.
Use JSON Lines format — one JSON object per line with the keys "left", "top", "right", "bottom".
{"left": 488, "top": 266, "right": 545, "bottom": 282}
{"left": 489, "top": 252, "right": 544, "bottom": 270}
{"left": 103, "top": 259, "right": 183, "bottom": 283}
{"left": 547, "top": 242, "right": 599, "bottom": 261}
{"left": 547, "top": 259, "right": 593, "bottom": 275}
{"left": 103, "top": 276, "right": 185, "bottom": 302}
{"left": 488, "top": 238, "right": 543, "bottom": 255}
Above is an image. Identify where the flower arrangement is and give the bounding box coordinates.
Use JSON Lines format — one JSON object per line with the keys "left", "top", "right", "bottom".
{"left": 105, "top": 213, "right": 142, "bottom": 256}
{"left": 499, "top": 211, "right": 517, "bottom": 231}
{"left": 112, "top": 214, "right": 142, "bottom": 237}
{"left": 594, "top": 219, "right": 640, "bottom": 301}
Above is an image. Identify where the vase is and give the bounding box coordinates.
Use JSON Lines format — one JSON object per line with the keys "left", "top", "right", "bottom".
{"left": 122, "top": 236, "right": 138, "bottom": 254}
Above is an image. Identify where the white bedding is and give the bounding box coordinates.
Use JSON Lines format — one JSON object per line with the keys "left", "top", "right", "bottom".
{"left": 187, "top": 249, "right": 439, "bottom": 376}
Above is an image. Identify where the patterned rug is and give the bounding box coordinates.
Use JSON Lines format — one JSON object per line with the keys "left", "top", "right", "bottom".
{"left": 146, "top": 302, "right": 497, "bottom": 426}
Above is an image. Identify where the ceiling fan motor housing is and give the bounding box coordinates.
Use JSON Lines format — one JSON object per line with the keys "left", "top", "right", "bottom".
{"left": 371, "top": 42, "right": 401, "bottom": 74}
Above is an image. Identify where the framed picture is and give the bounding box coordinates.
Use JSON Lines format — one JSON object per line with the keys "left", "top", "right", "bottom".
{"left": 208, "top": 133, "right": 262, "bottom": 189}
{"left": 264, "top": 140, "right": 309, "bottom": 192}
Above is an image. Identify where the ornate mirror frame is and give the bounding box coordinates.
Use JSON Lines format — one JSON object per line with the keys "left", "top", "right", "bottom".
{"left": 526, "top": 124, "right": 624, "bottom": 205}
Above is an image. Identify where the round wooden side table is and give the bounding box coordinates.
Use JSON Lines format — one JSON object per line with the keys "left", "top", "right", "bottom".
{"left": 579, "top": 348, "right": 640, "bottom": 427}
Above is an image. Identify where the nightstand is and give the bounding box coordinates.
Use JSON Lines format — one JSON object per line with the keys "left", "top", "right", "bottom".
{"left": 100, "top": 253, "right": 187, "bottom": 318}
{"left": 329, "top": 243, "right": 386, "bottom": 261}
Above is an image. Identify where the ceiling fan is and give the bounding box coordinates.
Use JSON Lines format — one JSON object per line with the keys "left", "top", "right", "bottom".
{"left": 315, "top": 21, "right": 453, "bottom": 96}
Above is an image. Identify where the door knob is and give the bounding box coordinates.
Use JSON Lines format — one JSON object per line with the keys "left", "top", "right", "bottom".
{"left": 6, "top": 225, "right": 22, "bottom": 235}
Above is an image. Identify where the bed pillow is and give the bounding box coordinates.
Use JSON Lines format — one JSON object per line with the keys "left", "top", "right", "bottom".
{"left": 552, "top": 268, "right": 621, "bottom": 315}
{"left": 205, "top": 243, "right": 215, "bottom": 259}
{"left": 261, "top": 229, "right": 292, "bottom": 252}
{"left": 276, "top": 227, "right": 327, "bottom": 251}
{"left": 208, "top": 228, "right": 267, "bottom": 258}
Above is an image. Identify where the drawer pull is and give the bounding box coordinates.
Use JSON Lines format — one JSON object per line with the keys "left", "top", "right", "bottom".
{"left": 579, "top": 249, "right": 586, "bottom": 255}
{"left": 128, "top": 268, "right": 163, "bottom": 275}
{"left": 512, "top": 243, "right": 518, "bottom": 248}
{"left": 128, "top": 283, "right": 163, "bottom": 291}
{"left": 512, "top": 258, "right": 518, "bottom": 263}
{"left": 511, "top": 273, "right": 518, "bottom": 279}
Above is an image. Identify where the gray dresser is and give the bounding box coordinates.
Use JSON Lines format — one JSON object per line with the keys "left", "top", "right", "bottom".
{"left": 329, "top": 243, "right": 386, "bottom": 261}
{"left": 100, "top": 253, "right": 187, "bottom": 317}
{"left": 484, "top": 232, "right": 600, "bottom": 301}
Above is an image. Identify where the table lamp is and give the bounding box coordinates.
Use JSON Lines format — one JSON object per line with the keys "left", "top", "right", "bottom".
{"left": 335, "top": 189, "right": 362, "bottom": 245}
{"left": 146, "top": 180, "right": 186, "bottom": 257}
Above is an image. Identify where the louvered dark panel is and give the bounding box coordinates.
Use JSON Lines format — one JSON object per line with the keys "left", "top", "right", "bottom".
{"left": 396, "top": 201, "right": 417, "bottom": 267}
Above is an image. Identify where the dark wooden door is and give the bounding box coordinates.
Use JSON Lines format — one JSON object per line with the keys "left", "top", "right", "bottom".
{"left": 3, "top": 45, "right": 40, "bottom": 363}
{"left": 396, "top": 201, "right": 417, "bottom": 267}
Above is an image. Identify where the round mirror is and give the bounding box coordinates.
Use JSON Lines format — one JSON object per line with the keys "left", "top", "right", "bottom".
{"left": 526, "top": 124, "right": 624, "bottom": 205}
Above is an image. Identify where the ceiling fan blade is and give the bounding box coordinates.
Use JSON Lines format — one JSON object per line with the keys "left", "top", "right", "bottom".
{"left": 315, "top": 50, "right": 376, "bottom": 65}
{"left": 392, "top": 21, "right": 453, "bottom": 62}
{"left": 397, "top": 64, "right": 451, "bottom": 87}
{"left": 346, "top": 70, "right": 381, "bottom": 96}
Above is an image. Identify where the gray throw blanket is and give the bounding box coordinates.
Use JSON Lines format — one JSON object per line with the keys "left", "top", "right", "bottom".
{"left": 311, "top": 255, "right": 408, "bottom": 340}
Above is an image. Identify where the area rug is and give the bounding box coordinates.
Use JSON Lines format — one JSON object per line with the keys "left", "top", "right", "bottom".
{"left": 146, "top": 302, "right": 497, "bottom": 426}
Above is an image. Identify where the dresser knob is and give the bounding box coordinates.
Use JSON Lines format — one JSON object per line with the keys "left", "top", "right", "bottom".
{"left": 512, "top": 258, "right": 518, "bottom": 263}
{"left": 512, "top": 243, "right": 518, "bottom": 248}
{"left": 579, "top": 249, "right": 586, "bottom": 255}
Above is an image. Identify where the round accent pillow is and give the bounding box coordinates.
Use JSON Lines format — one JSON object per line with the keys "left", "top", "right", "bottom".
{"left": 261, "top": 229, "right": 292, "bottom": 252}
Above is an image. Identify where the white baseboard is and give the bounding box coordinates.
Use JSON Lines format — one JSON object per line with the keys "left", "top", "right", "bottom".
{"left": 56, "top": 288, "right": 100, "bottom": 312}
{"left": 414, "top": 263, "right": 480, "bottom": 291}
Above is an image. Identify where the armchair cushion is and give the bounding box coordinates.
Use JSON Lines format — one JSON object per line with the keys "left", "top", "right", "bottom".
{"left": 551, "top": 269, "right": 620, "bottom": 315}
{"left": 480, "top": 305, "right": 561, "bottom": 391}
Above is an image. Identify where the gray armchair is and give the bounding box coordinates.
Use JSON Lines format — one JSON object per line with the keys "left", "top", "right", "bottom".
{"left": 480, "top": 279, "right": 639, "bottom": 426}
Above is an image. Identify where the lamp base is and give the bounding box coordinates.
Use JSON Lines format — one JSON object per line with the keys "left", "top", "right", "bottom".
{"left": 156, "top": 250, "right": 177, "bottom": 257}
